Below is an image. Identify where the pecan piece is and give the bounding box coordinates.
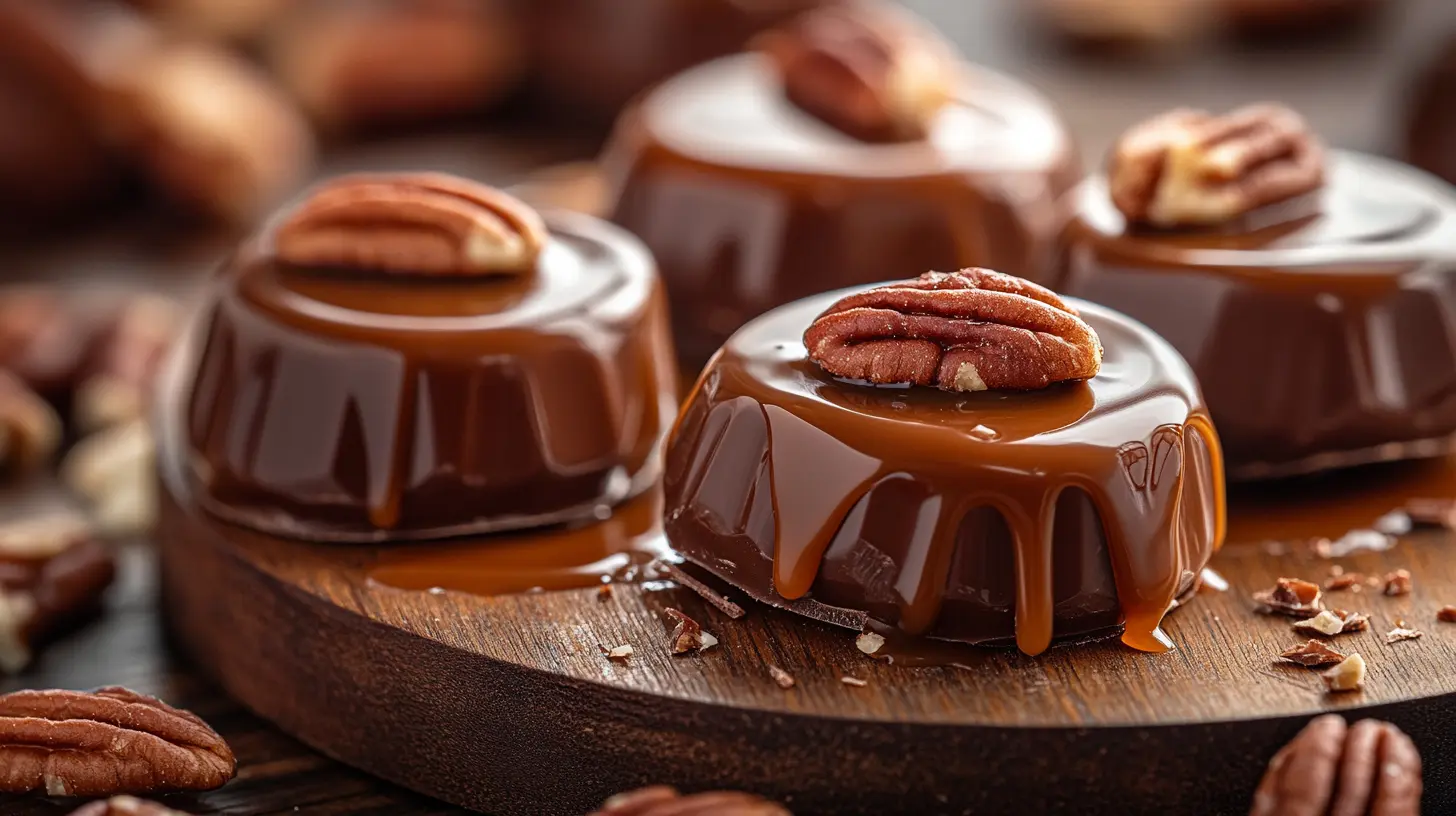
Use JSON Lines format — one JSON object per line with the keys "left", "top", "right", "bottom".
{"left": 755, "top": 4, "right": 957, "bottom": 143}
{"left": 1292, "top": 609, "right": 1367, "bottom": 637}
{"left": 1386, "top": 623, "right": 1423, "bottom": 644}
{"left": 0, "top": 370, "right": 61, "bottom": 480}
{"left": 768, "top": 665, "right": 796, "bottom": 689}
{"left": 804, "top": 269, "right": 1102, "bottom": 392}
{"left": 1250, "top": 716, "right": 1421, "bottom": 816}
{"left": 1253, "top": 577, "right": 1324, "bottom": 618}
{"left": 74, "top": 294, "right": 182, "bottom": 433}
{"left": 1109, "top": 103, "right": 1325, "bottom": 228}
{"left": 1382, "top": 569, "right": 1413, "bottom": 596}
{"left": 275, "top": 173, "right": 547, "bottom": 276}
{"left": 663, "top": 608, "right": 718, "bottom": 654}
{"left": 69, "top": 796, "right": 189, "bottom": 816}
{"left": 1279, "top": 639, "right": 1345, "bottom": 667}
{"left": 1321, "top": 653, "right": 1366, "bottom": 693}
{"left": 1439, "top": 605, "right": 1456, "bottom": 623}
{"left": 0, "top": 686, "right": 235, "bottom": 795}
{"left": 0, "top": 513, "right": 115, "bottom": 673}
{"left": 593, "top": 785, "right": 791, "bottom": 816}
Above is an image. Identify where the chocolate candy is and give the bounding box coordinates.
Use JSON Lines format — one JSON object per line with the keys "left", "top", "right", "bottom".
{"left": 604, "top": 43, "right": 1080, "bottom": 367}
{"left": 664, "top": 287, "right": 1223, "bottom": 656}
{"left": 1058, "top": 151, "right": 1456, "bottom": 479}
{"left": 1405, "top": 34, "right": 1456, "bottom": 188}
{"left": 183, "top": 175, "right": 678, "bottom": 542}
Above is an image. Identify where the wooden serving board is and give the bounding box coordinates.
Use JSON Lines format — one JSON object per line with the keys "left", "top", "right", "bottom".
{"left": 158, "top": 457, "right": 1456, "bottom": 816}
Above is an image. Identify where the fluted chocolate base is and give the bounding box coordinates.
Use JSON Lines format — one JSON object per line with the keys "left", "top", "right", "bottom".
{"left": 664, "top": 290, "right": 1224, "bottom": 656}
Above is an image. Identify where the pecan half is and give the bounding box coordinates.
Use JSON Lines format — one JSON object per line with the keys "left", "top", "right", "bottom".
{"left": 755, "top": 4, "right": 957, "bottom": 143}
{"left": 0, "top": 687, "right": 235, "bottom": 795}
{"left": 1253, "top": 577, "right": 1324, "bottom": 618}
{"left": 69, "top": 796, "right": 189, "bottom": 816}
{"left": 274, "top": 173, "right": 547, "bottom": 276}
{"left": 0, "top": 513, "right": 115, "bottom": 673}
{"left": 1279, "top": 639, "right": 1345, "bottom": 667}
{"left": 594, "top": 786, "right": 791, "bottom": 816}
{"left": 1108, "top": 103, "right": 1325, "bottom": 228}
{"left": 804, "top": 269, "right": 1102, "bottom": 392}
{"left": 1250, "top": 716, "right": 1421, "bottom": 816}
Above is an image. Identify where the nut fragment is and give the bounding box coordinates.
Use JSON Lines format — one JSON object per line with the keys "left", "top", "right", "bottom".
{"left": 1250, "top": 716, "right": 1422, "bottom": 816}
{"left": 62, "top": 419, "right": 157, "bottom": 536}
{"left": 856, "top": 631, "right": 886, "bottom": 655}
{"left": 0, "top": 371, "right": 61, "bottom": 480}
{"left": 69, "top": 795, "right": 189, "bottom": 816}
{"left": 0, "top": 513, "right": 114, "bottom": 674}
{"left": 768, "top": 665, "right": 796, "bottom": 689}
{"left": 1438, "top": 606, "right": 1456, "bottom": 623}
{"left": 1324, "top": 572, "right": 1361, "bottom": 592}
{"left": 593, "top": 785, "right": 791, "bottom": 816}
{"left": 1321, "top": 653, "right": 1366, "bottom": 693}
{"left": 600, "top": 644, "right": 634, "bottom": 661}
{"left": 1253, "top": 577, "right": 1324, "bottom": 618}
{"left": 1382, "top": 569, "right": 1413, "bottom": 597}
{"left": 0, "top": 686, "right": 235, "bottom": 795}
{"left": 755, "top": 4, "right": 957, "bottom": 142}
{"left": 0, "top": 288, "right": 94, "bottom": 394}
{"left": 663, "top": 608, "right": 718, "bottom": 654}
{"left": 840, "top": 676, "right": 868, "bottom": 688}
{"left": 1292, "top": 609, "right": 1367, "bottom": 637}
{"left": 1385, "top": 624, "right": 1423, "bottom": 644}
{"left": 1108, "top": 104, "right": 1325, "bottom": 228}
{"left": 75, "top": 294, "right": 182, "bottom": 433}
{"left": 276, "top": 173, "right": 547, "bottom": 276}
{"left": 804, "top": 269, "right": 1103, "bottom": 392}
{"left": 1279, "top": 639, "right": 1346, "bottom": 667}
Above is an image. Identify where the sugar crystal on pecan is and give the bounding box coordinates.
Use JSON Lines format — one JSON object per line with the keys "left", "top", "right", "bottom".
{"left": 1109, "top": 103, "right": 1324, "bottom": 228}
{"left": 804, "top": 269, "right": 1102, "bottom": 392}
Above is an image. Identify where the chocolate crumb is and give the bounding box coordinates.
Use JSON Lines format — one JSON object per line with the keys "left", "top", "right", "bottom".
{"left": 1404, "top": 497, "right": 1456, "bottom": 529}
{"left": 1382, "top": 569, "right": 1413, "bottom": 597}
{"left": 1253, "top": 577, "right": 1324, "bottom": 618}
{"left": 1321, "top": 653, "right": 1366, "bottom": 693}
{"left": 1386, "top": 624, "right": 1424, "bottom": 644}
{"left": 768, "top": 665, "right": 795, "bottom": 689}
{"left": 840, "top": 676, "right": 868, "bottom": 688}
{"left": 657, "top": 561, "right": 746, "bottom": 619}
{"left": 1438, "top": 606, "right": 1456, "bottom": 623}
{"left": 599, "top": 643, "right": 634, "bottom": 661}
{"left": 1280, "top": 639, "right": 1346, "bottom": 667}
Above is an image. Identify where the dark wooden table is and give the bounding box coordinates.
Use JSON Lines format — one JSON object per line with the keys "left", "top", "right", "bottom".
{"left": 2, "top": 1, "right": 1454, "bottom": 813}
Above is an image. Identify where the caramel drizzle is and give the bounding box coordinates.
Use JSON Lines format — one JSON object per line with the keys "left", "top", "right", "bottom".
{"left": 759, "top": 404, "right": 1224, "bottom": 656}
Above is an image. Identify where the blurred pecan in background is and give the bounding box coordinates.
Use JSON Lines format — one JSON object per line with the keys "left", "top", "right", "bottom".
{"left": 756, "top": 4, "right": 958, "bottom": 142}
{"left": 0, "top": 686, "right": 235, "bottom": 795}
{"left": 267, "top": 0, "right": 524, "bottom": 133}
{"left": 1109, "top": 103, "right": 1324, "bottom": 228}
{"left": 0, "top": 371, "right": 62, "bottom": 481}
{"left": 70, "top": 796, "right": 190, "bottom": 816}
{"left": 0, "top": 287, "right": 94, "bottom": 398}
{"left": 0, "top": 513, "right": 115, "bottom": 673}
{"left": 276, "top": 174, "right": 548, "bottom": 276}
{"left": 804, "top": 269, "right": 1103, "bottom": 392}
{"left": 123, "top": 0, "right": 291, "bottom": 43}
{"left": 593, "top": 785, "right": 792, "bottom": 816}
{"left": 1250, "top": 716, "right": 1420, "bottom": 816}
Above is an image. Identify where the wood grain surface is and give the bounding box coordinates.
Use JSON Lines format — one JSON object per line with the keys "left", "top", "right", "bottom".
{"left": 1, "top": 1, "right": 1454, "bottom": 813}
